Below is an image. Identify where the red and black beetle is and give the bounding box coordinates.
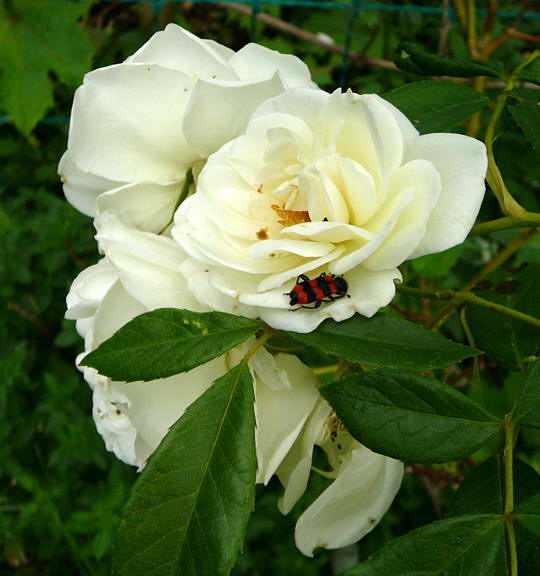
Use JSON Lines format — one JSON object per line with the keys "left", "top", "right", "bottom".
{"left": 285, "top": 273, "right": 349, "bottom": 310}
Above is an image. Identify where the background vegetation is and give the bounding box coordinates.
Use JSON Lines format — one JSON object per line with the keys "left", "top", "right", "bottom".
{"left": 1, "top": 1, "right": 539, "bottom": 574}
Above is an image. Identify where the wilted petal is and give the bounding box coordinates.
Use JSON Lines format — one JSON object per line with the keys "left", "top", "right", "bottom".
{"left": 277, "top": 399, "right": 332, "bottom": 514}
{"left": 84, "top": 366, "right": 141, "bottom": 467}
{"left": 295, "top": 443, "right": 403, "bottom": 556}
{"left": 255, "top": 354, "right": 320, "bottom": 484}
{"left": 250, "top": 345, "right": 291, "bottom": 391}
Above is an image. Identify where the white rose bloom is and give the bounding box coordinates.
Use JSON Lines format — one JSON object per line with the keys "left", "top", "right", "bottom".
{"left": 173, "top": 89, "right": 487, "bottom": 332}
{"left": 66, "top": 213, "right": 320, "bottom": 477}
{"left": 277, "top": 400, "right": 403, "bottom": 556}
{"left": 59, "top": 24, "right": 316, "bottom": 232}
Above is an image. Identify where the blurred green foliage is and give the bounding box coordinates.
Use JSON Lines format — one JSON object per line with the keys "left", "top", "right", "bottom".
{"left": 1, "top": 1, "right": 539, "bottom": 574}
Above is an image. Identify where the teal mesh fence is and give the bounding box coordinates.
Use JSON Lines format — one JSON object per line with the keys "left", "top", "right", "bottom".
{"left": 1, "top": 0, "right": 538, "bottom": 126}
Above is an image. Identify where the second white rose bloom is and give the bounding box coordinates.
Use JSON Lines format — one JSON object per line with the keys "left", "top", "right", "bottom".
{"left": 60, "top": 23, "right": 316, "bottom": 232}
{"left": 173, "top": 88, "right": 487, "bottom": 333}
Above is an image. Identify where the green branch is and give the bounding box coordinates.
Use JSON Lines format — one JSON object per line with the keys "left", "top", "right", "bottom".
{"left": 503, "top": 421, "right": 518, "bottom": 576}
{"left": 469, "top": 213, "right": 540, "bottom": 236}
{"left": 397, "top": 285, "right": 540, "bottom": 329}
{"left": 484, "top": 50, "right": 539, "bottom": 218}
{"left": 414, "top": 229, "right": 536, "bottom": 330}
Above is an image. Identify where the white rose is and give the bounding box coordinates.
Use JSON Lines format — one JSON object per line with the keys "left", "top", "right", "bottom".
{"left": 173, "top": 89, "right": 487, "bottom": 333}
{"left": 66, "top": 213, "right": 320, "bottom": 479}
{"left": 59, "top": 24, "right": 316, "bottom": 232}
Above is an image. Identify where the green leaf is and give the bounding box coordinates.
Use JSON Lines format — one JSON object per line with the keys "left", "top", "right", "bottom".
{"left": 468, "top": 263, "right": 540, "bottom": 372}
{"left": 82, "top": 309, "right": 262, "bottom": 382}
{"left": 321, "top": 369, "right": 501, "bottom": 463}
{"left": 513, "top": 361, "right": 540, "bottom": 429}
{"left": 450, "top": 457, "right": 540, "bottom": 514}
{"left": 515, "top": 493, "right": 540, "bottom": 553}
{"left": 509, "top": 97, "right": 540, "bottom": 153}
{"left": 448, "top": 457, "right": 504, "bottom": 517}
{"left": 448, "top": 457, "right": 540, "bottom": 574}
{"left": 289, "top": 314, "right": 478, "bottom": 371}
{"left": 395, "top": 42, "right": 504, "bottom": 78}
{"left": 517, "top": 58, "right": 540, "bottom": 85}
{"left": 344, "top": 515, "right": 506, "bottom": 576}
{"left": 0, "top": 0, "right": 94, "bottom": 135}
{"left": 383, "top": 81, "right": 489, "bottom": 134}
{"left": 411, "top": 245, "right": 464, "bottom": 276}
{"left": 112, "top": 361, "right": 256, "bottom": 576}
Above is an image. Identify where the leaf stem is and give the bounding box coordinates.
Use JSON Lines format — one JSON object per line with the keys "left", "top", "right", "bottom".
{"left": 460, "top": 307, "right": 480, "bottom": 382}
{"left": 466, "top": 0, "right": 478, "bottom": 57}
{"left": 418, "top": 228, "right": 536, "bottom": 330}
{"left": 313, "top": 364, "right": 339, "bottom": 376}
{"left": 465, "top": 228, "right": 537, "bottom": 291}
{"left": 484, "top": 51, "right": 539, "bottom": 217}
{"left": 244, "top": 331, "right": 273, "bottom": 363}
{"left": 332, "top": 359, "right": 352, "bottom": 382}
{"left": 469, "top": 213, "right": 540, "bottom": 236}
{"left": 503, "top": 420, "right": 518, "bottom": 576}
{"left": 397, "top": 285, "right": 540, "bottom": 329}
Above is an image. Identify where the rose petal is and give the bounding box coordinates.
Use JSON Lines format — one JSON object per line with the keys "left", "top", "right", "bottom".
{"left": 283, "top": 221, "right": 373, "bottom": 243}
{"left": 68, "top": 63, "right": 195, "bottom": 183}
{"left": 320, "top": 91, "right": 403, "bottom": 193}
{"left": 179, "top": 258, "right": 254, "bottom": 318}
{"left": 329, "top": 189, "right": 414, "bottom": 275}
{"left": 127, "top": 23, "right": 236, "bottom": 80}
{"left": 66, "top": 258, "right": 118, "bottom": 320}
{"left": 249, "top": 239, "right": 335, "bottom": 259}
{"left": 255, "top": 265, "right": 400, "bottom": 332}
{"left": 59, "top": 151, "right": 124, "bottom": 217}
{"left": 84, "top": 367, "right": 140, "bottom": 467}
{"left": 339, "top": 156, "right": 380, "bottom": 226}
{"left": 257, "top": 246, "right": 345, "bottom": 292}
{"left": 176, "top": 196, "right": 300, "bottom": 273}
{"left": 90, "top": 280, "right": 147, "bottom": 349}
{"left": 375, "top": 94, "right": 419, "bottom": 140}
{"left": 95, "top": 212, "right": 202, "bottom": 311}
{"left": 250, "top": 346, "right": 291, "bottom": 391}
{"left": 294, "top": 443, "right": 403, "bottom": 556}
{"left": 116, "top": 357, "right": 226, "bottom": 458}
{"left": 277, "top": 399, "right": 332, "bottom": 514}
{"left": 229, "top": 43, "right": 316, "bottom": 88}
{"left": 342, "top": 265, "right": 401, "bottom": 318}
{"left": 363, "top": 159, "right": 441, "bottom": 270}
{"left": 404, "top": 133, "right": 487, "bottom": 258}
{"left": 252, "top": 88, "right": 329, "bottom": 131}
{"left": 183, "top": 73, "right": 286, "bottom": 158}
{"left": 96, "top": 181, "right": 182, "bottom": 233}
{"left": 255, "top": 354, "right": 320, "bottom": 484}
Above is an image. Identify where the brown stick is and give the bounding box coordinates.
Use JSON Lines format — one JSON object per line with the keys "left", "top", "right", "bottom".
{"left": 218, "top": 2, "right": 538, "bottom": 90}
{"left": 219, "top": 2, "right": 399, "bottom": 71}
